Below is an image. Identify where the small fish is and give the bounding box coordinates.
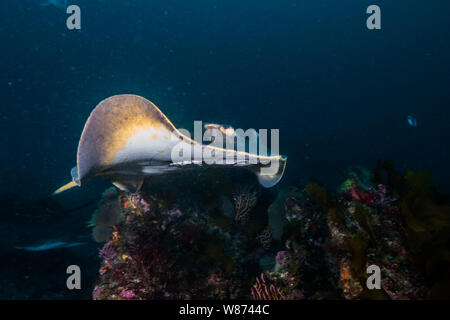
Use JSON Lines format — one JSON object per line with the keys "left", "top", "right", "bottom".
{"left": 407, "top": 114, "right": 417, "bottom": 127}
{"left": 15, "top": 241, "right": 85, "bottom": 252}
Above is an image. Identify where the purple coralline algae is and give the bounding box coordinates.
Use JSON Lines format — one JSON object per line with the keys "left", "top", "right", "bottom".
{"left": 91, "top": 165, "right": 450, "bottom": 300}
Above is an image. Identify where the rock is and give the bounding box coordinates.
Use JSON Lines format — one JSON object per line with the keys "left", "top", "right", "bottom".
{"left": 268, "top": 187, "right": 299, "bottom": 241}
{"left": 219, "top": 195, "right": 234, "bottom": 218}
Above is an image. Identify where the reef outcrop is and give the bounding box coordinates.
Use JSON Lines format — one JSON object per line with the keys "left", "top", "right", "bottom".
{"left": 92, "top": 164, "right": 450, "bottom": 300}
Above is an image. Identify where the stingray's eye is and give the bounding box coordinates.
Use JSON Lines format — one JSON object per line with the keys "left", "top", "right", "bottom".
{"left": 220, "top": 126, "right": 235, "bottom": 136}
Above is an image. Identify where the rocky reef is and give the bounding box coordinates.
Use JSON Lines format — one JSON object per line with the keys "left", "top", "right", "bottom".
{"left": 91, "top": 164, "right": 450, "bottom": 300}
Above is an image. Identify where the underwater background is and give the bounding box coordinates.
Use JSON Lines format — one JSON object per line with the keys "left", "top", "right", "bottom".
{"left": 0, "top": 0, "right": 449, "bottom": 299}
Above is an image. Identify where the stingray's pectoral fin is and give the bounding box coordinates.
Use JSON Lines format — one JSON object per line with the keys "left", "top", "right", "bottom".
{"left": 253, "top": 155, "right": 287, "bottom": 188}
{"left": 112, "top": 177, "right": 144, "bottom": 193}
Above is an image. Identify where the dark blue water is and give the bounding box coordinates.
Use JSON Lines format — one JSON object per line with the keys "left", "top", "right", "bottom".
{"left": 1, "top": 0, "right": 450, "bottom": 301}
{"left": 1, "top": 0, "right": 449, "bottom": 197}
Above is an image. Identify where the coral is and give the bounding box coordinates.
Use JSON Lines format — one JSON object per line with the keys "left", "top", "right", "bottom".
{"left": 123, "top": 192, "right": 152, "bottom": 213}
{"left": 262, "top": 166, "right": 440, "bottom": 300}
{"left": 304, "top": 182, "right": 328, "bottom": 208}
{"left": 90, "top": 187, "right": 122, "bottom": 243}
{"left": 102, "top": 188, "right": 119, "bottom": 201}
{"left": 93, "top": 191, "right": 256, "bottom": 300}
{"left": 284, "top": 188, "right": 324, "bottom": 224}
{"left": 338, "top": 258, "right": 364, "bottom": 299}
{"left": 120, "top": 289, "right": 135, "bottom": 299}
{"left": 274, "top": 250, "right": 290, "bottom": 275}
{"left": 90, "top": 188, "right": 121, "bottom": 227}
{"left": 89, "top": 164, "right": 449, "bottom": 300}
{"left": 371, "top": 164, "right": 450, "bottom": 298}
{"left": 268, "top": 187, "right": 299, "bottom": 240}
{"left": 274, "top": 188, "right": 336, "bottom": 299}
{"left": 275, "top": 251, "right": 288, "bottom": 266}
{"left": 256, "top": 228, "right": 272, "bottom": 250}
{"left": 92, "top": 226, "right": 114, "bottom": 243}
{"left": 232, "top": 185, "right": 258, "bottom": 224}
{"left": 99, "top": 241, "right": 118, "bottom": 261}
{"left": 167, "top": 208, "right": 183, "bottom": 219}
{"left": 219, "top": 195, "right": 234, "bottom": 218}
{"left": 92, "top": 286, "right": 103, "bottom": 300}
{"left": 343, "top": 166, "right": 374, "bottom": 191}
{"left": 325, "top": 168, "right": 429, "bottom": 299}
{"left": 251, "top": 273, "right": 285, "bottom": 300}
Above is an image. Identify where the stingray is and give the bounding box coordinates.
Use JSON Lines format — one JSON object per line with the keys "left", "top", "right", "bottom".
{"left": 53, "top": 94, "right": 287, "bottom": 195}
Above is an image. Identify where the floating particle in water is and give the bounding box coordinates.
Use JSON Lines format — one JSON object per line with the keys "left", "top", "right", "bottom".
{"left": 407, "top": 114, "right": 417, "bottom": 127}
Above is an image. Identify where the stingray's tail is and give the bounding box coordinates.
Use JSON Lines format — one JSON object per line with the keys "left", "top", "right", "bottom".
{"left": 52, "top": 167, "right": 80, "bottom": 195}
{"left": 52, "top": 180, "right": 78, "bottom": 195}
{"left": 253, "top": 155, "right": 287, "bottom": 188}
